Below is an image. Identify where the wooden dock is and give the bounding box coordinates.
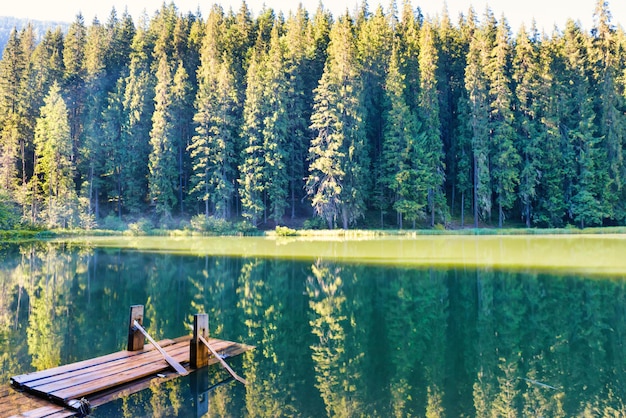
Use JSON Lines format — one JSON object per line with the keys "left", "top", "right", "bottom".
{"left": 3, "top": 306, "right": 253, "bottom": 417}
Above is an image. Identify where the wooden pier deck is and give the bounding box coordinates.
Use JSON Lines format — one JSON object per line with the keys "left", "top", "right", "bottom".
{"left": 3, "top": 307, "right": 253, "bottom": 417}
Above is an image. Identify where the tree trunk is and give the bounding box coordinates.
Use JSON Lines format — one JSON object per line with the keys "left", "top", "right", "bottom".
{"left": 461, "top": 192, "right": 465, "bottom": 227}
{"left": 473, "top": 154, "right": 479, "bottom": 228}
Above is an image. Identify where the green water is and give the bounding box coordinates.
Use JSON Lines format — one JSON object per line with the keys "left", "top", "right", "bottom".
{"left": 1, "top": 238, "right": 625, "bottom": 416}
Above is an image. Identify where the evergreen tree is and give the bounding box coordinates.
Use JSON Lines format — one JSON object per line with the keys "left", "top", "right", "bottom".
{"left": 382, "top": 44, "right": 427, "bottom": 228}
{"left": 262, "top": 24, "right": 290, "bottom": 223}
{"left": 464, "top": 11, "right": 492, "bottom": 226}
{"left": 513, "top": 24, "right": 542, "bottom": 227}
{"left": 32, "top": 82, "right": 76, "bottom": 227}
{"left": 148, "top": 54, "right": 178, "bottom": 220}
{"left": 487, "top": 18, "right": 520, "bottom": 228}
{"left": 63, "top": 14, "right": 87, "bottom": 169}
{"left": 562, "top": 20, "right": 606, "bottom": 227}
{"left": 189, "top": 6, "right": 237, "bottom": 220}
{"left": 591, "top": 0, "right": 626, "bottom": 221}
{"left": 171, "top": 61, "right": 193, "bottom": 215}
{"left": 307, "top": 15, "right": 369, "bottom": 229}
{"left": 239, "top": 48, "right": 267, "bottom": 226}
{"left": 121, "top": 17, "right": 155, "bottom": 214}
{"left": 283, "top": 5, "right": 315, "bottom": 219}
{"left": 81, "top": 18, "right": 108, "bottom": 221}
{"left": 0, "top": 29, "right": 25, "bottom": 197}
{"left": 418, "top": 20, "right": 446, "bottom": 227}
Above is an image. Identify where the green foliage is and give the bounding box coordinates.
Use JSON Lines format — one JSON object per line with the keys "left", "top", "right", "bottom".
{"left": 0, "top": 2, "right": 625, "bottom": 231}
{"left": 275, "top": 225, "right": 298, "bottom": 236}
{"left": 302, "top": 217, "right": 328, "bottom": 230}
{"left": 0, "top": 192, "right": 20, "bottom": 229}
{"left": 189, "top": 214, "right": 232, "bottom": 234}
{"left": 100, "top": 214, "right": 127, "bottom": 231}
{"left": 126, "top": 218, "right": 153, "bottom": 236}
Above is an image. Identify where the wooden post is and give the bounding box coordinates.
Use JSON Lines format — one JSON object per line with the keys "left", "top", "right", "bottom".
{"left": 190, "top": 365, "right": 209, "bottom": 417}
{"left": 190, "top": 313, "right": 209, "bottom": 368}
{"left": 127, "top": 305, "right": 145, "bottom": 351}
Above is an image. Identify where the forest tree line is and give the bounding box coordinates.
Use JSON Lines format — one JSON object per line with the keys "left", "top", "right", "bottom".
{"left": 0, "top": 0, "right": 625, "bottom": 230}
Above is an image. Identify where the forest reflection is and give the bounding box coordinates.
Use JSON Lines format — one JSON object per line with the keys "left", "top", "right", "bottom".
{"left": 0, "top": 242, "right": 625, "bottom": 416}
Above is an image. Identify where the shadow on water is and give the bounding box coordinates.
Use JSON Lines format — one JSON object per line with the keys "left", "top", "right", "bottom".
{"left": 0, "top": 240, "right": 625, "bottom": 416}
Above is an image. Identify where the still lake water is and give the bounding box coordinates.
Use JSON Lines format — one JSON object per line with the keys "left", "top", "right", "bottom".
{"left": 1, "top": 237, "right": 625, "bottom": 416}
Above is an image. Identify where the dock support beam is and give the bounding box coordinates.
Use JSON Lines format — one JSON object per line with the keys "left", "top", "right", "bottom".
{"left": 127, "top": 305, "right": 145, "bottom": 351}
{"left": 190, "top": 313, "right": 209, "bottom": 368}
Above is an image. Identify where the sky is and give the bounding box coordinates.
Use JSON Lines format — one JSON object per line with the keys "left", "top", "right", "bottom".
{"left": 1, "top": 0, "right": 624, "bottom": 34}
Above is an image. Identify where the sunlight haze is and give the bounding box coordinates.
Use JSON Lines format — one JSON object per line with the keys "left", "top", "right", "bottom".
{"left": 2, "top": 0, "right": 624, "bottom": 33}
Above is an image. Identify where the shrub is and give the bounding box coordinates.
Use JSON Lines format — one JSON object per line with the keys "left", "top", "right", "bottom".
{"left": 275, "top": 225, "right": 298, "bottom": 236}
{"left": 0, "top": 194, "right": 20, "bottom": 230}
{"left": 302, "top": 217, "right": 327, "bottom": 230}
{"left": 127, "top": 218, "right": 153, "bottom": 236}
{"left": 190, "top": 214, "right": 232, "bottom": 234}
{"left": 100, "top": 214, "right": 127, "bottom": 231}
{"left": 235, "top": 220, "right": 257, "bottom": 235}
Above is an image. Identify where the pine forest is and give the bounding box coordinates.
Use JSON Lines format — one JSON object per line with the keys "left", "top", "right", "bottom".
{"left": 0, "top": 0, "right": 625, "bottom": 231}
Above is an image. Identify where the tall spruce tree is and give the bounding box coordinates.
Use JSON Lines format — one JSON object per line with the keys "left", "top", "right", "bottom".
{"left": 239, "top": 47, "right": 267, "bottom": 226}
{"left": 283, "top": 5, "right": 315, "bottom": 219}
{"left": 0, "top": 30, "right": 25, "bottom": 197}
{"left": 464, "top": 10, "right": 492, "bottom": 227}
{"left": 262, "top": 23, "right": 290, "bottom": 223}
{"left": 33, "top": 82, "right": 75, "bottom": 227}
{"left": 189, "top": 6, "right": 238, "bottom": 220}
{"left": 148, "top": 54, "right": 178, "bottom": 220}
{"left": 307, "top": 14, "right": 369, "bottom": 229}
{"left": 513, "top": 24, "right": 542, "bottom": 227}
{"left": 121, "top": 17, "right": 155, "bottom": 214}
{"left": 591, "top": 0, "right": 626, "bottom": 221}
{"left": 488, "top": 18, "right": 520, "bottom": 228}
{"left": 382, "top": 43, "right": 427, "bottom": 228}
{"left": 560, "top": 20, "right": 606, "bottom": 227}
{"left": 418, "top": 20, "right": 446, "bottom": 227}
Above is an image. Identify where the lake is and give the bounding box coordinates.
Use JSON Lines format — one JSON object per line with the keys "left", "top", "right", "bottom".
{"left": 1, "top": 235, "right": 625, "bottom": 416}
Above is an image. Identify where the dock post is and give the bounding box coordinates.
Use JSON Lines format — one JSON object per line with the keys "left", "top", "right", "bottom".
{"left": 127, "top": 305, "right": 145, "bottom": 351}
{"left": 190, "top": 313, "right": 209, "bottom": 368}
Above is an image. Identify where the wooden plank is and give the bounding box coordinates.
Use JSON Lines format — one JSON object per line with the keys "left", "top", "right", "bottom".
{"left": 27, "top": 341, "right": 188, "bottom": 392}
{"left": 88, "top": 340, "right": 254, "bottom": 409}
{"left": 8, "top": 405, "right": 75, "bottom": 417}
{"left": 7, "top": 336, "right": 253, "bottom": 415}
{"left": 48, "top": 345, "right": 190, "bottom": 402}
{"left": 11, "top": 338, "right": 184, "bottom": 388}
{"left": 199, "top": 335, "right": 248, "bottom": 385}
{"left": 132, "top": 320, "right": 188, "bottom": 376}
{"left": 37, "top": 343, "right": 189, "bottom": 400}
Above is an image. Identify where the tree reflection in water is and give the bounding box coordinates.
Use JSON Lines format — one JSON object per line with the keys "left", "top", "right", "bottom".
{"left": 0, "top": 242, "right": 624, "bottom": 416}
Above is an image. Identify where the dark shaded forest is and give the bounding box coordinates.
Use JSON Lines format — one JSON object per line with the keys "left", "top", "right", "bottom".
{"left": 0, "top": 0, "right": 624, "bottom": 230}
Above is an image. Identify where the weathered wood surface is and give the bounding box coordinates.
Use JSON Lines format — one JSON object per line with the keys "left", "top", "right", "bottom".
{"left": 0, "top": 386, "right": 75, "bottom": 417}
{"left": 7, "top": 336, "right": 253, "bottom": 417}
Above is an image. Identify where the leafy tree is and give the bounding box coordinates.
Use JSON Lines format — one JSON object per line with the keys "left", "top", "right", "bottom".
{"left": 306, "top": 15, "right": 369, "bottom": 229}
